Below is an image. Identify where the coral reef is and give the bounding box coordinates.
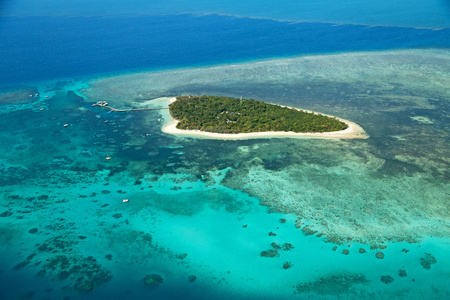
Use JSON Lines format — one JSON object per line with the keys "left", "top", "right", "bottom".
{"left": 271, "top": 242, "right": 281, "bottom": 250}
{"left": 301, "top": 226, "right": 318, "bottom": 236}
{"left": 10, "top": 233, "right": 113, "bottom": 294}
{"left": 420, "top": 253, "right": 437, "bottom": 270}
{"left": 260, "top": 249, "right": 279, "bottom": 258}
{"left": 296, "top": 273, "right": 367, "bottom": 295}
{"left": 0, "top": 210, "right": 13, "bottom": 217}
{"left": 144, "top": 274, "right": 163, "bottom": 287}
{"left": 281, "top": 243, "right": 294, "bottom": 251}
{"left": 223, "top": 139, "right": 450, "bottom": 244}
{"left": 381, "top": 275, "right": 394, "bottom": 284}
{"left": 283, "top": 262, "right": 292, "bottom": 269}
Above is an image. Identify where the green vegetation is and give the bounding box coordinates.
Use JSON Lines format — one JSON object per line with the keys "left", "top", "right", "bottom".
{"left": 169, "top": 95, "right": 348, "bottom": 134}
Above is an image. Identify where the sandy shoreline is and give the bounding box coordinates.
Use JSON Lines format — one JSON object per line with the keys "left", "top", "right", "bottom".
{"left": 161, "top": 97, "right": 368, "bottom": 140}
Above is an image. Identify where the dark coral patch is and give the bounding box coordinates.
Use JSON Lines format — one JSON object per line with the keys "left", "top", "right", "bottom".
{"left": 296, "top": 273, "right": 367, "bottom": 295}
{"left": 260, "top": 249, "right": 279, "bottom": 258}
{"left": 283, "top": 261, "right": 292, "bottom": 269}
{"left": 420, "top": 253, "right": 437, "bottom": 270}
{"left": 381, "top": 275, "right": 394, "bottom": 284}
{"left": 144, "top": 274, "right": 163, "bottom": 287}
{"left": 301, "top": 226, "right": 318, "bottom": 236}
{"left": 13, "top": 261, "right": 29, "bottom": 270}
{"left": 0, "top": 211, "right": 13, "bottom": 217}
{"left": 19, "top": 291, "right": 35, "bottom": 300}
{"left": 176, "top": 253, "right": 187, "bottom": 260}
{"left": 271, "top": 242, "right": 281, "bottom": 250}
{"left": 282, "top": 243, "right": 294, "bottom": 251}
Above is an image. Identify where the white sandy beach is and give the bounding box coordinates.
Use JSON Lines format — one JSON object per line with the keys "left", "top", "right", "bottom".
{"left": 161, "top": 97, "right": 368, "bottom": 140}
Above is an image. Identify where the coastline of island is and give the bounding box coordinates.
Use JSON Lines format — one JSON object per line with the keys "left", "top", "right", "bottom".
{"left": 161, "top": 97, "right": 368, "bottom": 140}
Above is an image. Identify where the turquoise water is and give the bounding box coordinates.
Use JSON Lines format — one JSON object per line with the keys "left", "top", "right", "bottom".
{"left": 0, "top": 1, "right": 449, "bottom": 299}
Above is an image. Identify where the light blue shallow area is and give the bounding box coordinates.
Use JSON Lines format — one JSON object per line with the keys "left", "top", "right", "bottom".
{"left": 2, "top": 0, "right": 450, "bottom": 28}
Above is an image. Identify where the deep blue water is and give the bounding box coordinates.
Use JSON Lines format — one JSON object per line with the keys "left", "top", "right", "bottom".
{"left": 3, "top": 0, "right": 450, "bottom": 28}
{"left": 1, "top": 14, "right": 450, "bottom": 87}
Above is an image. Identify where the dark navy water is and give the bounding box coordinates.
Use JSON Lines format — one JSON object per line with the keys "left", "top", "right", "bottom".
{"left": 1, "top": 14, "right": 449, "bottom": 87}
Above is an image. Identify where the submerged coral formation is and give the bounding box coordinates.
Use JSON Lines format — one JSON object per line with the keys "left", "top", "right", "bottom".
{"left": 420, "top": 253, "right": 437, "bottom": 270}
{"left": 296, "top": 273, "right": 367, "bottom": 295}
{"left": 380, "top": 275, "right": 394, "bottom": 284}
{"left": 260, "top": 249, "right": 279, "bottom": 258}
{"left": 223, "top": 158, "right": 449, "bottom": 244}
{"left": 144, "top": 274, "right": 164, "bottom": 287}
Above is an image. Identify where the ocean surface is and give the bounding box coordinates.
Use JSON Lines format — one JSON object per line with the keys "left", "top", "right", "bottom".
{"left": 0, "top": 1, "right": 449, "bottom": 299}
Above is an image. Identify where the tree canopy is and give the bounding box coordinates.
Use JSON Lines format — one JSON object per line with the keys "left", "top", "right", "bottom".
{"left": 169, "top": 95, "right": 348, "bottom": 134}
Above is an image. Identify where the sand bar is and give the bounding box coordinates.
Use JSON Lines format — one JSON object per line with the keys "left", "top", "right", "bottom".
{"left": 161, "top": 97, "right": 368, "bottom": 140}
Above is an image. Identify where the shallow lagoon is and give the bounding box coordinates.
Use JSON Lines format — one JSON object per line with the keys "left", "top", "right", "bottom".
{"left": 0, "top": 50, "right": 449, "bottom": 299}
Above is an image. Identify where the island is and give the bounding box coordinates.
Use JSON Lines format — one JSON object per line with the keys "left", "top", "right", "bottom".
{"left": 162, "top": 96, "right": 368, "bottom": 139}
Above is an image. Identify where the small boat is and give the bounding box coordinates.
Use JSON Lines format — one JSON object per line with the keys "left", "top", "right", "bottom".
{"left": 93, "top": 101, "right": 108, "bottom": 107}
{"left": 122, "top": 199, "right": 129, "bottom": 203}
{"left": 63, "top": 124, "right": 69, "bottom": 127}
{"left": 105, "top": 156, "right": 112, "bottom": 160}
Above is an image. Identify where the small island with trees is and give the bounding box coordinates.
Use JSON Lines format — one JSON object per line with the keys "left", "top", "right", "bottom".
{"left": 163, "top": 95, "right": 367, "bottom": 139}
